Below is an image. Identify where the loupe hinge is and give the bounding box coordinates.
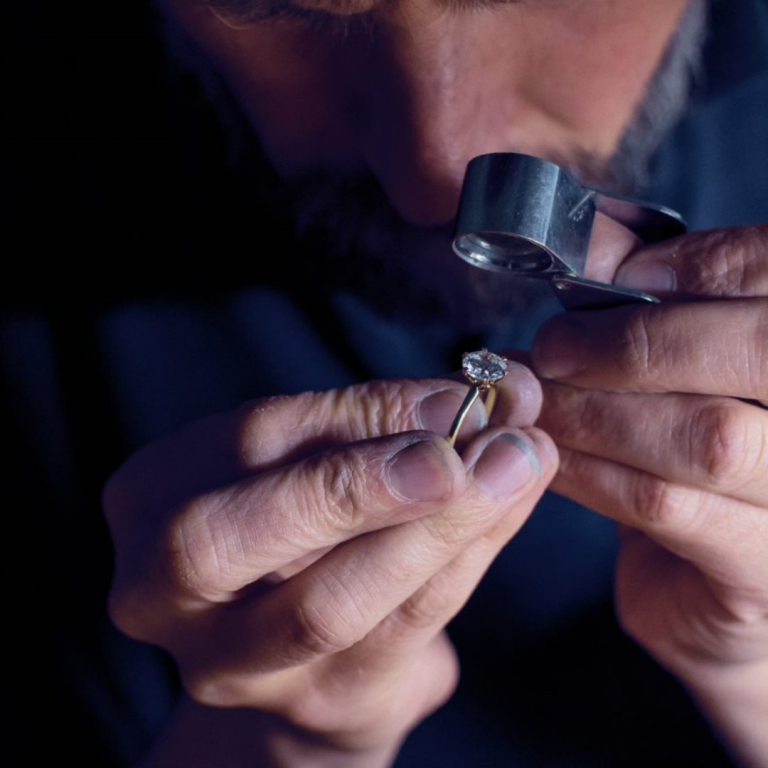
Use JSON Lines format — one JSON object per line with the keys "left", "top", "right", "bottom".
{"left": 550, "top": 274, "right": 659, "bottom": 311}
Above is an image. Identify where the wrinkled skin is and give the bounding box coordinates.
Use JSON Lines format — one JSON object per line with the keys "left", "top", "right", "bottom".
{"left": 102, "top": 0, "right": 768, "bottom": 765}
{"left": 534, "top": 224, "right": 768, "bottom": 766}
{"left": 106, "top": 371, "right": 556, "bottom": 766}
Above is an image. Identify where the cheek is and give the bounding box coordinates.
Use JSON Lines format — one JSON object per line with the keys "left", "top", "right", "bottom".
{"left": 238, "top": 77, "right": 357, "bottom": 175}
{"left": 229, "top": 39, "right": 357, "bottom": 171}
{"left": 516, "top": 1, "right": 689, "bottom": 152}
{"left": 171, "top": 10, "right": 362, "bottom": 174}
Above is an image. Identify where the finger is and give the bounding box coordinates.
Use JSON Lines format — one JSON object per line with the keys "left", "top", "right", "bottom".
{"left": 358, "top": 448, "right": 553, "bottom": 656}
{"left": 119, "top": 392, "right": 549, "bottom": 614}
{"left": 613, "top": 225, "right": 768, "bottom": 300}
{"left": 179, "top": 427, "right": 555, "bottom": 698}
{"left": 109, "top": 430, "right": 465, "bottom": 633}
{"left": 583, "top": 211, "right": 644, "bottom": 284}
{"left": 531, "top": 298, "right": 768, "bottom": 399}
{"left": 288, "top": 466, "right": 562, "bottom": 740}
{"left": 104, "top": 365, "right": 542, "bottom": 520}
{"left": 237, "top": 369, "right": 539, "bottom": 466}
{"left": 226, "top": 633, "right": 461, "bottom": 752}
{"left": 551, "top": 446, "right": 767, "bottom": 589}
{"left": 484, "top": 360, "right": 545, "bottom": 428}
{"left": 358, "top": 427, "right": 556, "bottom": 658}
{"left": 538, "top": 381, "right": 768, "bottom": 507}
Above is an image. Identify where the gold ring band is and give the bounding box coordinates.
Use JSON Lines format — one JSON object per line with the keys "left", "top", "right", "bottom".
{"left": 446, "top": 350, "right": 508, "bottom": 447}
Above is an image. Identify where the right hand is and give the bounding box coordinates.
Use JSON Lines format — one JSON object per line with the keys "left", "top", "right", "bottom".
{"left": 103, "top": 367, "right": 556, "bottom": 758}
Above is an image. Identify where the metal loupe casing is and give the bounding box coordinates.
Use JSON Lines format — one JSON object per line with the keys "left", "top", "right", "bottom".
{"left": 452, "top": 153, "right": 686, "bottom": 310}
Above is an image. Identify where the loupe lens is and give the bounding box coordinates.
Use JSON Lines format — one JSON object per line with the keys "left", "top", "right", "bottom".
{"left": 453, "top": 231, "right": 553, "bottom": 273}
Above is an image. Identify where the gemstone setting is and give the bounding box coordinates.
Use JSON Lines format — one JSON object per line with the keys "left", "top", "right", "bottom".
{"left": 461, "top": 349, "right": 508, "bottom": 387}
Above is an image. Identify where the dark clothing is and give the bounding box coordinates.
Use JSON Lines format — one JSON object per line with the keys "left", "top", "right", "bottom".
{"left": 4, "top": 0, "right": 768, "bottom": 765}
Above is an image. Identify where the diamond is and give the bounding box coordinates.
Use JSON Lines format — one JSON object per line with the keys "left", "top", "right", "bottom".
{"left": 461, "top": 349, "right": 508, "bottom": 386}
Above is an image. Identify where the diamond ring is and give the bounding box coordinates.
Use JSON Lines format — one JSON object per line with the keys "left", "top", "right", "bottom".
{"left": 446, "top": 349, "right": 508, "bottom": 447}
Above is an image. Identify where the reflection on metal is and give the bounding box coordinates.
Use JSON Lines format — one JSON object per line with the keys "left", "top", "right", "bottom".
{"left": 453, "top": 153, "right": 686, "bottom": 310}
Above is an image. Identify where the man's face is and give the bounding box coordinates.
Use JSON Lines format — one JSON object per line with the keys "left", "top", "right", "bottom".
{"left": 162, "top": 0, "right": 691, "bottom": 327}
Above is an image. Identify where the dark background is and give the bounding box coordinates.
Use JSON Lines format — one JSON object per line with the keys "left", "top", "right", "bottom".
{"left": 5, "top": 5, "right": 285, "bottom": 765}
{"left": 6, "top": 0, "right": 294, "bottom": 305}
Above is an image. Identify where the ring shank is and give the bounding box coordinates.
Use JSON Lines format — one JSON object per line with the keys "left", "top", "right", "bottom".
{"left": 446, "top": 384, "right": 498, "bottom": 447}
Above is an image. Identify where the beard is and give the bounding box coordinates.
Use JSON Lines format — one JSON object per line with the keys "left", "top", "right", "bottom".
{"left": 161, "top": 0, "right": 706, "bottom": 332}
{"left": 287, "top": 169, "right": 556, "bottom": 331}
{"left": 284, "top": 151, "right": 655, "bottom": 332}
{"left": 284, "top": 0, "right": 706, "bottom": 331}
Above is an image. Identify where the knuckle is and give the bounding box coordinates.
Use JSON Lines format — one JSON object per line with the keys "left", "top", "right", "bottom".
{"left": 295, "top": 439, "right": 399, "bottom": 537}
{"left": 354, "top": 379, "right": 422, "bottom": 436}
{"left": 728, "top": 227, "right": 765, "bottom": 295}
{"left": 631, "top": 474, "right": 693, "bottom": 532}
{"left": 426, "top": 505, "right": 493, "bottom": 550}
{"left": 290, "top": 604, "right": 351, "bottom": 657}
{"left": 287, "top": 583, "right": 363, "bottom": 658}
{"left": 159, "top": 498, "right": 235, "bottom": 600}
{"left": 108, "top": 499, "right": 243, "bottom": 641}
{"left": 552, "top": 387, "right": 607, "bottom": 446}
{"left": 278, "top": 690, "right": 341, "bottom": 735}
{"left": 619, "top": 310, "right": 660, "bottom": 383}
{"left": 183, "top": 666, "right": 250, "bottom": 709}
{"left": 689, "top": 401, "right": 754, "bottom": 490}
{"left": 313, "top": 384, "right": 383, "bottom": 440}
{"left": 309, "top": 457, "right": 364, "bottom": 533}
{"left": 684, "top": 226, "right": 768, "bottom": 296}
{"left": 237, "top": 379, "right": 427, "bottom": 462}
{"left": 395, "top": 579, "right": 454, "bottom": 632}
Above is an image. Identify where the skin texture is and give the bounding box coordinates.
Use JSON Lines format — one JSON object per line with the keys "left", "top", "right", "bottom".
{"left": 103, "top": 0, "right": 768, "bottom": 766}
{"left": 107, "top": 371, "right": 558, "bottom": 766}
{"left": 164, "top": 0, "right": 688, "bottom": 226}
{"left": 532, "top": 226, "right": 768, "bottom": 767}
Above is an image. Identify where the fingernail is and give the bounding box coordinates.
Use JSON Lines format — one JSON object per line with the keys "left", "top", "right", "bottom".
{"left": 418, "top": 388, "right": 487, "bottom": 435}
{"left": 615, "top": 261, "right": 675, "bottom": 293}
{"left": 532, "top": 316, "right": 587, "bottom": 380}
{"left": 472, "top": 433, "right": 541, "bottom": 499}
{"left": 388, "top": 440, "right": 453, "bottom": 502}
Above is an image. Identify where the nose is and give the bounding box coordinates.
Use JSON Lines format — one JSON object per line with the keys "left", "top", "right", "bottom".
{"left": 346, "top": 7, "right": 539, "bottom": 227}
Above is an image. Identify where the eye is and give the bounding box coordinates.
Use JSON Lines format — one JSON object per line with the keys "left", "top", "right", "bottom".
{"left": 208, "top": 0, "right": 354, "bottom": 32}
{"left": 266, "top": 5, "right": 351, "bottom": 31}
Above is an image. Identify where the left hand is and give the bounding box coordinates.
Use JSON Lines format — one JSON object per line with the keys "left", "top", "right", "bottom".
{"left": 530, "top": 223, "right": 768, "bottom": 763}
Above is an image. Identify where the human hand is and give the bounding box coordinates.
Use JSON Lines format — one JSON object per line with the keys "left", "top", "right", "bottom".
{"left": 103, "top": 368, "right": 556, "bottom": 765}
{"left": 531, "top": 223, "right": 768, "bottom": 765}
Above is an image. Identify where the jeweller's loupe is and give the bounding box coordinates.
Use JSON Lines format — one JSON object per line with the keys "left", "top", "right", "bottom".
{"left": 452, "top": 153, "right": 686, "bottom": 310}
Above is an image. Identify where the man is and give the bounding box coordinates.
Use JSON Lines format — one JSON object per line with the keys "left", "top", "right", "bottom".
{"left": 6, "top": 0, "right": 768, "bottom": 765}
